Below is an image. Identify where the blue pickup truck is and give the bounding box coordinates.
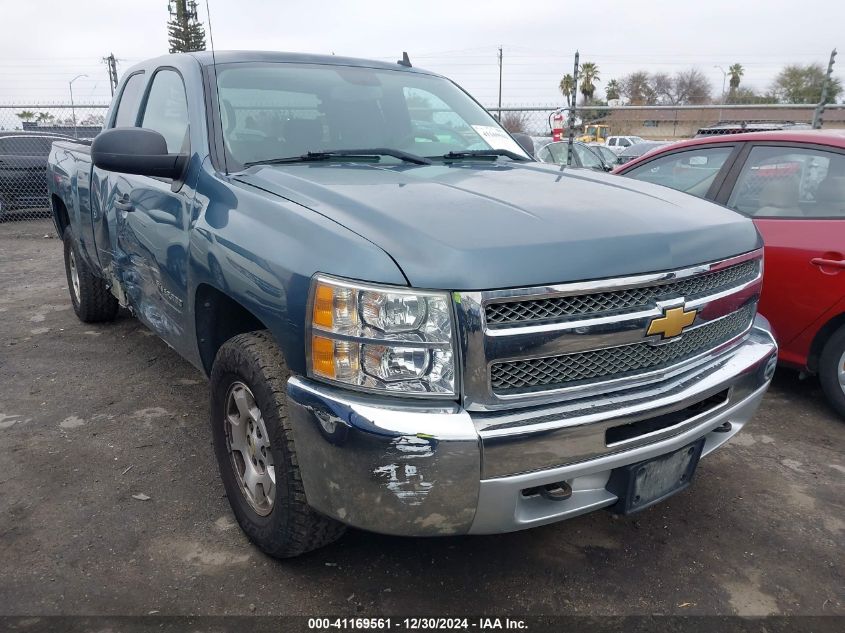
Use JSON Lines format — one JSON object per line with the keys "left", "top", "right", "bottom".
{"left": 47, "top": 51, "right": 778, "bottom": 557}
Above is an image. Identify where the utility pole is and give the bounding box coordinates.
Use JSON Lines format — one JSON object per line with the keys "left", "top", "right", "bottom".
{"left": 566, "top": 51, "right": 579, "bottom": 167}
{"left": 102, "top": 53, "right": 118, "bottom": 96}
{"left": 497, "top": 46, "right": 503, "bottom": 120}
{"left": 813, "top": 48, "right": 838, "bottom": 129}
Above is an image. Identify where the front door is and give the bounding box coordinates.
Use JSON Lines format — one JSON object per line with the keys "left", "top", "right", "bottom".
{"left": 112, "top": 69, "right": 197, "bottom": 353}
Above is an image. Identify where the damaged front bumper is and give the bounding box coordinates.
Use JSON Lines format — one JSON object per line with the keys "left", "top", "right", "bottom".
{"left": 287, "top": 319, "right": 777, "bottom": 536}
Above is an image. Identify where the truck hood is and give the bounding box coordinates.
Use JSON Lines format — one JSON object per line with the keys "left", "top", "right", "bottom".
{"left": 234, "top": 161, "right": 761, "bottom": 290}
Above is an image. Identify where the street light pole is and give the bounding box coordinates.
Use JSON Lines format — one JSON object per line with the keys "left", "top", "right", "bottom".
{"left": 714, "top": 65, "right": 727, "bottom": 122}
{"left": 69, "top": 74, "right": 87, "bottom": 138}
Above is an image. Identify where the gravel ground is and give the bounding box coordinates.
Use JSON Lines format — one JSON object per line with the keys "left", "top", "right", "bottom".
{"left": 1, "top": 219, "right": 843, "bottom": 618}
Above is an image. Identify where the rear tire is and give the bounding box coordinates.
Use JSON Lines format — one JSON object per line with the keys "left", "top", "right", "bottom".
{"left": 819, "top": 325, "right": 845, "bottom": 420}
{"left": 62, "top": 227, "right": 119, "bottom": 323}
{"left": 210, "top": 330, "right": 346, "bottom": 558}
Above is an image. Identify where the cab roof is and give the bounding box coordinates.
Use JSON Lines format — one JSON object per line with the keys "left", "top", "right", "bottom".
{"left": 186, "top": 50, "right": 433, "bottom": 73}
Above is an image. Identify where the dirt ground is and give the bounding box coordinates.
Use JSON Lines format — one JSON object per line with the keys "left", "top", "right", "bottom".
{"left": 1, "top": 219, "right": 843, "bottom": 618}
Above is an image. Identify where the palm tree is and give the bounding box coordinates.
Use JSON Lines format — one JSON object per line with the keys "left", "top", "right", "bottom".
{"left": 605, "top": 79, "right": 620, "bottom": 101}
{"left": 579, "top": 62, "right": 601, "bottom": 103}
{"left": 16, "top": 110, "right": 36, "bottom": 122}
{"left": 728, "top": 63, "right": 744, "bottom": 91}
{"left": 559, "top": 74, "right": 575, "bottom": 107}
{"left": 36, "top": 112, "right": 55, "bottom": 124}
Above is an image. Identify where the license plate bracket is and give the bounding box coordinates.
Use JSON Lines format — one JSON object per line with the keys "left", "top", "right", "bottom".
{"left": 606, "top": 438, "right": 706, "bottom": 514}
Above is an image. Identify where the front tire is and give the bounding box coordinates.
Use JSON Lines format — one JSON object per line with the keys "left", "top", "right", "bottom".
{"left": 63, "top": 227, "right": 119, "bottom": 323}
{"left": 819, "top": 325, "right": 845, "bottom": 419}
{"left": 210, "top": 331, "right": 345, "bottom": 557}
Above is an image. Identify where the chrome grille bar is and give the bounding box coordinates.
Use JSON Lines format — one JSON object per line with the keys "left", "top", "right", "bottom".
{"left": 485, "top": 258, "right": 759, "bottom": 326}
{"left": 490, "top": 304, "right": 754, "bottom": 393}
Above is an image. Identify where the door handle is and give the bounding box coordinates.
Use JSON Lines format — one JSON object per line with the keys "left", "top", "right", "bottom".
{"left": 114, "top": 195, "right": 134, "bottom": 212}
{"left": 811, "top": 258, "right": 845, "bottom": 270}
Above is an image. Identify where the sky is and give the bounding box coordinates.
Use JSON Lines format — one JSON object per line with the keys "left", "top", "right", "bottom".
{"left": 0, "top": 0, "right": 842, "bottom": 106}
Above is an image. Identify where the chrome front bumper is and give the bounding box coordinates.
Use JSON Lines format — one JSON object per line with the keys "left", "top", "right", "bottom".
{"left": 287, "top": 319, "right": 777, "bottom": 537}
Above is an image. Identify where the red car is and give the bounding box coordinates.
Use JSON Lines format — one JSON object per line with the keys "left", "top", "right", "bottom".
{"left": 615, "top": 130, "right": 845, "bottom": 418}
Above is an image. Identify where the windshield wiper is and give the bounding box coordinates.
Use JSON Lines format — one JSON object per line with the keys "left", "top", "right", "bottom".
{"left": 438, "top": 149, "right": 530, "bottom": 162}
{"left": 243, "top": 148, "right": 432, "bottom": 168}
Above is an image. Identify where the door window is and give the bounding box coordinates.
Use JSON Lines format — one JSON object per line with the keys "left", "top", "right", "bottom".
{"left": 537, "top": 143, "right": 565, "bottom": 164}
{"left": 112, "top": 73, "right": 146, "bottom": 128}
{"left": 619, "top": 138, "right": 631, "bottom": 147}
{"left": 624, "top": 146, "right": 734, "bottom": 198}
{"left": 728, "top": 146, "right": 845, "bottom": 218}
{"left": 608, "top": 138, "right": 616, "bottom": 146}
{"left": 140, "top": 70, "right": 189, "bottom": 153}
{"left": 573, "top": 144, "right": 604, "bottom": 170}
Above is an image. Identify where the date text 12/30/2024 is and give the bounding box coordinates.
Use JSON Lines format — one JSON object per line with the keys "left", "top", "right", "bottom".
{"left": 308, "top": 618, "right": 528, "bottom": 630}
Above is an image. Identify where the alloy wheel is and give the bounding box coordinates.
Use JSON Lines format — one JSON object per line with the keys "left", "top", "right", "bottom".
{"left": 224, "top": 381, "right": 276, "bottom": 516}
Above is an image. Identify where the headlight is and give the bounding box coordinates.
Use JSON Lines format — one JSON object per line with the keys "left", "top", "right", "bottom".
{"left": 307, "top": 275, "right": 456, "bottom": 396}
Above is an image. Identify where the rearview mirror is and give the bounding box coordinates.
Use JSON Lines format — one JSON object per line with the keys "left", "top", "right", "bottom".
{"left": 511, "top": 133, "right": 535, "bottom": 158}
{"left": 92, "top": 127, "right": 187, "bottom": 179}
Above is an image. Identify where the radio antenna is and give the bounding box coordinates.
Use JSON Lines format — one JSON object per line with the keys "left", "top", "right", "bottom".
{"left": 205, "top": 0, "right": 228, "bottom": 174}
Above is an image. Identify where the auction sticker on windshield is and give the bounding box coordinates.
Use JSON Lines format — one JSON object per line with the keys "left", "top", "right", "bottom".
{"left": 471, "top": 125, "right": 524, "bottom": 154}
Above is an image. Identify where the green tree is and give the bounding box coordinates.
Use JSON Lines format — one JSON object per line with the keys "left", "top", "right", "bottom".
{"left": 605, "top": 79, "right": 620, "bottom": 101}
{"left": 16, "top": 110, "right": 36, "bottom": 122}
{"left": 36, "top": 112, "right": 54, "bottom": 123}
{"left": 579, "top": 62, "right": 600, "bottom": 103}
{"left": 728, "top": 63, "right": 744, "bottom": 92}
{"left": 167, "top": 0, "right": 206, "bottom": 53}
{"left": 771, "top": 63, "right": 843, "bottom": 104}
{"left": 558, "top": 74, "right": 575, "bottom": 107}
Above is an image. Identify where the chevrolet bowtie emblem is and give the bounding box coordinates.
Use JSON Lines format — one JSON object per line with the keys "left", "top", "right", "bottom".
{"left": 647, "top": 306, "right": 697, "bottom": 340}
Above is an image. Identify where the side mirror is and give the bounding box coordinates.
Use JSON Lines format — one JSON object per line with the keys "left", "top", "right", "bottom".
{"left": 511, "top": 132, "right": 535, "bottom": 158}
{"left": 92, "top": 127, "right": 187, "bottom": 179}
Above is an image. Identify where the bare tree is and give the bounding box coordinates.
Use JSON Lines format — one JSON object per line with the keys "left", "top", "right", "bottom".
{"left": 620, "top": 72, "right": 656, "bottom": 105}
{"left": 624, "top": 69, "right": 712, "bottom": 105}
{"left": 674, "top": 68, "right": 712, "bottom": 104}
{"left": 500, "top": 111, "right": 529, "bottom": 134}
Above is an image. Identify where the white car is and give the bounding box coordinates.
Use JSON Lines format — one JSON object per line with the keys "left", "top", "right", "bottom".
{"left": 606, "top": 135, "right": 645, "bottom": 155}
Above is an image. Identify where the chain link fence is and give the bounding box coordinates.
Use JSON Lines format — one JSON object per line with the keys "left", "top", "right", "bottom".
{"left": 0, "top": 104, "right": 108, "bottom": 222}
{"left": 488, "top": 103, "right": 845, "bottom": 151}
{"left": 2, "top": 100, "right": 845, "bottom": 222}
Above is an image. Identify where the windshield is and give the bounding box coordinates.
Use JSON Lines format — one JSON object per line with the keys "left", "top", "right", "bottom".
{"left": 215, "top": 63, "right": 528, "bottom": 168}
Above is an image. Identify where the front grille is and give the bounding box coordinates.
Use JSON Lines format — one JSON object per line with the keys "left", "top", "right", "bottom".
{"left": 485, "top": 259, "right": 759, "bottom": 326}
{"left": 490, "top": 304, "right": 754, "bottom": 393}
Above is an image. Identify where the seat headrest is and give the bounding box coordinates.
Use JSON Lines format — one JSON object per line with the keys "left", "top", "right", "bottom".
{"left": 758, "top": 177, "right": 799, "bottom": 208}
{"left": 284, "top": 118, "right": 323, "bottom": 153}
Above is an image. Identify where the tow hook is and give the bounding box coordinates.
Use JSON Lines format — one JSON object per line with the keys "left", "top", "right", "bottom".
{"left": 523, "top": 481, "right": 573, "bottom": 501}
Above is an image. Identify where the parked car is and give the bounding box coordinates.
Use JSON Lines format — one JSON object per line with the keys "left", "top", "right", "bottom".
{"left": 695, "top": 121, "right": 812, "bottom": 138}
{"left": 617, "top": 141, "right": 671, "bottom": 165}
{"left": 0, "top": 131, "right": 74, "bottom": 219}
{"left": 615, "top": 130, "right": 845, "bottom": 417}
{"left": 589, "top": 143, "right": 621, "bottom": 166}
{"left": 48, "top": 51, "right": 776, "bottom": 557}
{"left": 606, "top": 135, "right": 645, "bottom": 155}
{"left": 535, "top": 140, "right": 612, "bottom": 170}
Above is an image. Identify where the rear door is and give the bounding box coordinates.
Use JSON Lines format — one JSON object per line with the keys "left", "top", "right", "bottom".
{"left": 92, "top": 71, "right": 147, "bottom": 274}
{"left": 716, "top": 143, "right": 845, "bottom": 348}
